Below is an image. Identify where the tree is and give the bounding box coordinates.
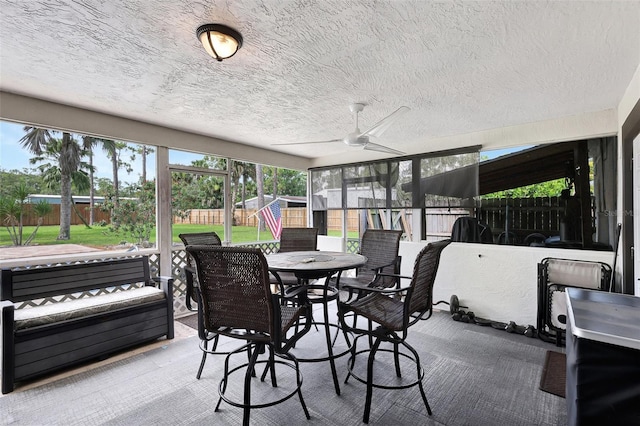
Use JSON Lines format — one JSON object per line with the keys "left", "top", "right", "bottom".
{"left": 20, "top": 127, "right": 91, "bottom": 240}
{"left": 102, "top": 180, "right": 156, "bottom": 246}
{"left": 83, "top": 136, "right": 97, "bottom": 225}
{"left": 171, "top": 170, "right": 224, "bottom": 211}
{"left": 128, "top": 144, "right": 154, "bottom": 183}
{"left": 101, "top": 139, "right": 120, "bottom": 208}
{"left": 265, "top": 168, "right": 306, "bottom": 196}
{"left": 272, "top": 167, "right": 278, "bottom": 199}
{"left": 182, "top": 157, "right": 252, "bottom": 225}
{"left": 482, "top": 179, "right": 567, "bottom": 199}
{"left": 82, "top": 137, "right": 127, "bottom": 225}
{"left": 97, "top": 139, "right": 134, "bottom": 225}
{"left": 0, "top": 169, "right": 46, "bottom": 198}
{"left": 229, "top": 160, "right": 255, "bottom": 225}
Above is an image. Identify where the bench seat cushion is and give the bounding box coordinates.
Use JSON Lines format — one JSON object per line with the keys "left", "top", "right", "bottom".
{"left": 13, "top": 286, "right": 165, "bottom": 330}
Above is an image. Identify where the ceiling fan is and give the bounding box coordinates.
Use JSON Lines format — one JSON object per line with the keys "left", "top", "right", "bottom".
{"left": 273, "top": 103, "right": 410, "bottom": 155}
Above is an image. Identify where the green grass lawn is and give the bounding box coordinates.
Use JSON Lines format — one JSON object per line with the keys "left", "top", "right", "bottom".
{"left": 0, "top": 224, "right": 352, "bottom": 248}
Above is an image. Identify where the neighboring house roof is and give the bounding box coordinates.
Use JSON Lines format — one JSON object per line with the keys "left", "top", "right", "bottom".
{"left": 26, "top": 194, "right": 134, "bottom": 204}
{"left": 235, "top": 195, "right": 307, "bottom": 208}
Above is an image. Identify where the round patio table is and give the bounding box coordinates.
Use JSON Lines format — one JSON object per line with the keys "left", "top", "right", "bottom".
{"left": 267, "top": 250, "right": 367, "bottom": 395}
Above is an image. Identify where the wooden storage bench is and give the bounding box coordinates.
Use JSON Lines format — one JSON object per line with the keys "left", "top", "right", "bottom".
{"left": 1, "top": 256, "right": 174, "bottom": 394}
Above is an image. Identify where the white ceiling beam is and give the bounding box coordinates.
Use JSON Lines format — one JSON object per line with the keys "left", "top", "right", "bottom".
{"left": 0, "top": 91, "right": 312, "bottom": 171}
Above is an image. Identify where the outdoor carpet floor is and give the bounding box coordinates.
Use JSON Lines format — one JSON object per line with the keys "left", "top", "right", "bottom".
{"left": 539, "top": 350, "right": 566, "bottom": 398}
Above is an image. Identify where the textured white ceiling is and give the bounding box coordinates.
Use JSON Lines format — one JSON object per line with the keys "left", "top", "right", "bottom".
{"left": 1, "top": 1, "right": 639, "bottom": 165}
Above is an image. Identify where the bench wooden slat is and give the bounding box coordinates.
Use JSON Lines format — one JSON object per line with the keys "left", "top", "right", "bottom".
{"left": 6, "top": 258, "right": 151, "bottom": 302}
{"left": 16, "top": 322, "right": 168, "bottom": 380}
{"left": 11, "top": 262, "right": 148, "bottom": 289}
{"left": 15, "top": 307, "right": 167, "bottom": 365}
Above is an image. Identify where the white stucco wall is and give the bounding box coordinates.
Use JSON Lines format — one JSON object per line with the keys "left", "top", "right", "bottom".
{"left": 406, "top": 242, "right": 614, "bottom": 326}
{"left": 320, "top": 235, "right": 614, "bottom": 327}
{"left": 317, "top": 235, "right": 345, "bottom": 252}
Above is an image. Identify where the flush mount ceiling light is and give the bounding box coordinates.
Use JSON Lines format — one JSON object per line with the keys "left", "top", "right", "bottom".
{"left": 196, "top": 24, "right": 243, "bottom": 61}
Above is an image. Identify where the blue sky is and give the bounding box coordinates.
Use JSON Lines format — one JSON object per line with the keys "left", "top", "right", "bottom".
{"left": 0, "top": 120, "right": 157, "bottom": 185}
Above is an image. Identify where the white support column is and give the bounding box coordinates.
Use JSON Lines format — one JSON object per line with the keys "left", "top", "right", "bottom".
{"left": 307, "top": 170, "right": 312, "bottom": 227}
{"left": 412, "top": 208, "right": 422, "bottom": 241}
{"left": 156, "top": 146, "right": 172, "bottom": 277}
{"left": 342, "top": 208, "right": 348, "bottom": 252}
{"left": 224, "top": 159, "right": 232, "bottom": 245}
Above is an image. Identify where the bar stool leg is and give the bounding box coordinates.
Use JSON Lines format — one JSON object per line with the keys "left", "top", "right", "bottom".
{"left": 363, "top": 338, "right": 383, "bottom": 424}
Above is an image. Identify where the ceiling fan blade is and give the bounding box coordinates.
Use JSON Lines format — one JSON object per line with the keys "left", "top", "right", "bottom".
{"left": 361, "top": 106, "right": 410, "bottom": 138}
{"left": 272, "top": 139, "right": 342, "bottom": 146}
{"left": 364, "top": 142, "right": 405, "bottom": 155}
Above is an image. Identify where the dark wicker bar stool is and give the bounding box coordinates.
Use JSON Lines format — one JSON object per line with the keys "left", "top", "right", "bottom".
{"left": 178, "top": 232, "right": 223, "bottom": 378}
{"left": 337, "top": 229, "right": 403, "bottom": 299}
{"left": 272, "top": 228, "right": 319, "bottom": 292}
{"left": 186, "top": 245, "right": 312, "bottom": 426}
{"left": 338, "top": 239, "right": 450, "bottom": 423}
{"left": 336, "top": 229, "right": 403, "bottom": 340}
{"left": 179, "top": 232, "right": 222, "bottom": 311}
{"left": 278, "top": 227, "right": 319, "bottom": 253}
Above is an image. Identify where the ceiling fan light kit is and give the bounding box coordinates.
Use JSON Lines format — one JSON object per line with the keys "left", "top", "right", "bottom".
{"left": 272, "top": 103, "right": 409, "bottom": 155}
{"left": 196, "top": 24, "right": 243, "bottom": 61}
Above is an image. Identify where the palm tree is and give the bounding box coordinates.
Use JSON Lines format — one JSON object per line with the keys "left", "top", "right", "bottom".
{"left": 34, "top": 140, "right": 92, "bottom": 228}
{"left": 20, "top": 127, "right": 90, "bottom": 240}
{"left": 128, "top": 144, "right": 154, "bottom": 183}
{"left": 272, "top": 167, "right": 278, "bottom": 199}
{"left": 82, "top": 135, "right": 97, "bottom": 225}
{"left": 82, "top": 136, "right": 119, "bottom": 224}
{"left": 102, "top": 140, "right": 133, "bottom": 213}
{"left": 100, "top": 139, "right": 119, "bottom": 209}
{"left": 229, "top": 160, "right": 255, "bottom": 225}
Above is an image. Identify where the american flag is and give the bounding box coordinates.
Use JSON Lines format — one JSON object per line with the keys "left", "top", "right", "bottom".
{"left": 262, "top": 202, "right": 282, "bottom": 239}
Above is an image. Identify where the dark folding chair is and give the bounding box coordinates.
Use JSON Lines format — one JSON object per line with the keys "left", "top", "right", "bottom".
{"left": 186, "top": 245, "right": 312, "bottom": 426}
{"left": 338, "top": 239, "right": 450, "bottom": 423}
{"left": 178, "top": 231, "right": 223, "bottom": 378}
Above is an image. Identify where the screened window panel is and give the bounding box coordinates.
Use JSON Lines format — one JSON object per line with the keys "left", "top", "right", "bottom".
{"left": 343, "top": 164, "right": 387, "bottom": 209}
{"left": 391, "top": 160, "right": 412, "bottom": 208}
{"left": 169, "top": 149, "right": 226, "bottom": 170}
{"left": 420, "top": 152, "right": 479, "bottom": 208}
{"left": 311, "top": 148, "right": 479, "bottom": 210}
{"left": 311, "top": 168, "right": 342, "bottom": 210}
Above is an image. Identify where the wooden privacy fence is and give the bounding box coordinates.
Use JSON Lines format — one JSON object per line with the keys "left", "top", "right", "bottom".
{"left": 173, "top": 209, "right": 225, "bottom": 225}
{"left": 479, "top": 196, "right": 565, "bottom": 239}
{"left": 422, "top": 197, "right": 567, "bottom": 241}
{"left": 18, "top": 203, "right": 111, "bottom": 227}
{"left": 424, "top": 208, "right": 470, "bottom": 237}
{"left": 174, "top": 208, "right": 361, "bottom": 232}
